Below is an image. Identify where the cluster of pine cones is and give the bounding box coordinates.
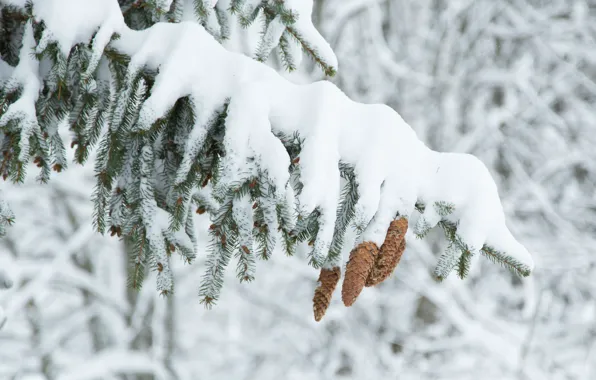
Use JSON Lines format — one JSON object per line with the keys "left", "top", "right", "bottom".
{"left": 313, "top": 217, "right": 408, "bottom": 321}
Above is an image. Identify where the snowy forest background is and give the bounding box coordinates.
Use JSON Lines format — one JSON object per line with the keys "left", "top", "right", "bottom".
{"left": 1, "top": 0, "right": 595, "bottom": 379}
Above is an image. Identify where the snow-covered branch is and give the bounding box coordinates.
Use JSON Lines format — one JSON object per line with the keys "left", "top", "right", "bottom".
{"left": 0, "top": 0, "right": 532, "bottom": 307}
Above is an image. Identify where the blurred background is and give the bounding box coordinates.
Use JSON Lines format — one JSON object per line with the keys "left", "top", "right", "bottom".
{"left": 1, "top": 0, "right": 596, "bottom": 379}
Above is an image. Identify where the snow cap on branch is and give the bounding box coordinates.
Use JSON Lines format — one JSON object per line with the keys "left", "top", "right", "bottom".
{"left": 32, "top": 0, "right": 125, "bottom": 58}
{"left": 0, "top": 0, "right": 533, "bottom": 304}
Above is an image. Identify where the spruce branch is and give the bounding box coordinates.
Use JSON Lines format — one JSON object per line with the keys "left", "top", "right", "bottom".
{"left": 166, "top": 0, "right": 184, "bottom": 23}
{"left": 481, "top": 246, "right": 532, "bottom": 278}
{"left": 277, "top": 33, "right": 298, "bottom": 72}
{"left": 415, "top": 202, "right": 531, "bottom": 280}
{"left": 0, "top": 1, "right": 533, "bottom": 305}
{"left": 325, "top": 163, "right": 358, "bottom": 268}
{"left": 434, "top": 243, "right": 461, "bottom": 282}
{"left": 283, "top": 25, "right": 336, "bottom": 77}
{"left": 252, "top": 180, "right": 279, "bottom": 260}
{"left": 214, "top": 4, "right": 231, "bottom": 41}
{"left": 199, "top": 192, "right": 236, "bottom": 306}
{"left": 456, "top": 246, "right": 473, "bottom": 280}
{"left": 261, "top": 3, "right": 336, "bottom": 77}
{"left": 232, "top": 193, "right": 256, "bottom": 282}
{"left": 228, "top": 0, "right": 246, "bottom": 15}
{"left": 434, "top": 201, "right": 455, "bottom": 217}
{"left": 127, "top": 228, "right": 148, "bottom": 290}
{"left": 237, "top": 0, "right": 264, "bottom": 28}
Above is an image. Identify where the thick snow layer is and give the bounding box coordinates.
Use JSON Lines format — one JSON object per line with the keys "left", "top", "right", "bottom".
{"left": 285, "top": 0, "right": 338, "bottom": 72}
{"left": 255, "top": 14, "right": 286, "bottom": 61}
{"left": 32, "top": 0, "right": 124, "bottom": 57}
{"left": 108, "top": 20, "right": 533, "bottom": 271}
{"left": 1, "top": 0, "right": 125, "bottom": 145}
{"left": 5, "top": 0, "right": 532, "bottom": 274}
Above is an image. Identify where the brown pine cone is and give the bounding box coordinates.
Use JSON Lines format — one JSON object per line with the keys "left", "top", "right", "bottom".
{"left": 313, "top": 266, "right": 341, "bottom": 322}
{"left": 366, "top": 217, "right": 408, "bottom": 287}
{"left": 342, "top": 241, "right": 379, "bottom": 307}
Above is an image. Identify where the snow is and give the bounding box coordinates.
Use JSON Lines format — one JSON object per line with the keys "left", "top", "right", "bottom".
{"left": 140, "top": 145, "right": 173, "bottom": 294}
{"left": 156, "top": 206, "right": 193, "bottom": 252}
{"left": 255, "top": 15, "right": 286, "bottom": 61}
{"left": 32, "top": 0, "right": 124, "bottom": 58}
{"left": 155, "top": 0, "right": 174, "bottom": 12}
{"left": 0, "top": 22, "right": 41, "bottom": 163}
{"left": 223, "top": 76, "right": 532, "bottom": 268}
{"left": 0, "top": 21, "right": 39, "bottom": 112}
{"left": 259, "top": 185, "right": 280, "bottom": 248}
{"left": 279, "top": 31, "right": 303, "bottom": 69}
{"left": 1, "top": 1, "right": 594, "bottom": 379}
{"left": 0, "top": 0, "right": 534, "bottom": 327}
{"left": 232, "top": 193, "right": 256, "bottom": 278}
{"left": 101, "top": 6, "right": 532, "bottom": 270}
{"left": 284, "top": 0, "right": 338, "bottom": 73}
{"left": 0, "top": 0, "right": 125, "bottom": 154}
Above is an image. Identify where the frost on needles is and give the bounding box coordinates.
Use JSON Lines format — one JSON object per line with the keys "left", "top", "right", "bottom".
{"left": 0, "top": 0, "right": 533, "bottom": 309}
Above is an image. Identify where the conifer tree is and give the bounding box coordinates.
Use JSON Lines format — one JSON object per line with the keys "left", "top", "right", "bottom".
{"left": 0, "top": 0, "right": 534, "bottom": 314}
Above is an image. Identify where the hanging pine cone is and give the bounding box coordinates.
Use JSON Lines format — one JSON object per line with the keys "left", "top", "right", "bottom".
{"left": 313, "top": 266, "right": 341, "bottom": 322}
{"left": 342, "top": 241, "right": 379, "bottom": 306}
{"left": 366, "top": 217, "right": 408, "bottom": 287}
